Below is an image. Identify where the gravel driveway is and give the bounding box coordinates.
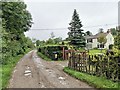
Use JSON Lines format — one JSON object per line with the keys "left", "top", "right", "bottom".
{"left": 8, "top": 50, "right": 94, "bottom": 88}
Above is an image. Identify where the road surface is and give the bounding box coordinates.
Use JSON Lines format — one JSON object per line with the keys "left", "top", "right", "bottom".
{"left": 9, "top": 50, "right": 94, "bottom": 88}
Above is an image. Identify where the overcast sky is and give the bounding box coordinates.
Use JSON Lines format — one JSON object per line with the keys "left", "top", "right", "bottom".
{"left": 24, "top": 0, "right": 119, "bottom": 41}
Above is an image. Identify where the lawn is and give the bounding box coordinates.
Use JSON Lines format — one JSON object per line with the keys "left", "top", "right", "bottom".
{"left": 88, "top": 49, "right": 106, "bottom": 55}
{"left": 64, "top": 67, "right": 119, "bottom": 89}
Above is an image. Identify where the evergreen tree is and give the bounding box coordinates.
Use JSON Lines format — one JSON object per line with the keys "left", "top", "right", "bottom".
{"left": 85, "top": 31, "right": 92, "bottom": 36}
{"left": 110, "top": 28, "right": 117, "bottom": 36}
{"left": 68, "top": 9, "right": 86, "bottom": 48}
{"left": 115, "top": 26, "right": 120, "bottom": 49}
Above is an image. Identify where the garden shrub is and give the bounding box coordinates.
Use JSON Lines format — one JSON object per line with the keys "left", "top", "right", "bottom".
{"left": 38, "top": 45, "right": 68, "bottom": 60}
{"left": 109, "top": 44, "right": 114, "bottom": 50}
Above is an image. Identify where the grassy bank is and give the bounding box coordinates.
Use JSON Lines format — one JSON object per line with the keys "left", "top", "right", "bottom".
{"left": 1, "top": 49, "right": 31, "bottom": 89}
{"left": 63, "top": 67, "right": 119, "bottom": 89}
{"left": 37, "top": 52, "right": 64, "bottom": 61}
{"left": 37, "top": 52, "right": 52, "bottom": 61}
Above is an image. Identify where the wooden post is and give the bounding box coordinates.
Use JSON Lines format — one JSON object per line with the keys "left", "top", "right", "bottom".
{"left": 89, "top": 55, "right": 90, "bottom": 74}
{"left": 62, "top": 46, "right": 65, "bottom": 60}
{"left": 79, "top": 54, "right": 80, "bottom": 71}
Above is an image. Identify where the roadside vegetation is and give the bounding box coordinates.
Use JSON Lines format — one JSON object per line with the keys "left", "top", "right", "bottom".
{"left": 36, "top": 9, "right": 120, "bottom": 89}
{"left": 37, "top": 52, "right": 52, "bottom": 61}
{"left": 1, "top": 49, "right": 31, "bottom": 89}
{"left": 64, "top": 67, "right": 118, "bottom": 88}
{"left": 1, "top": 1, "right": 34, "bottom": 89}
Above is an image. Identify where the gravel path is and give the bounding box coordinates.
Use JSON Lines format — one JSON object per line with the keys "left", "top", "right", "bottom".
{"left": 8, "top": 50, "right": 94, "bottom": 88}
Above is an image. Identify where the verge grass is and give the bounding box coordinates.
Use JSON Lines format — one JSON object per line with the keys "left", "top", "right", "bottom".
{"left": 37, "top": 52, "right": 52, "bottom": 61}
{"left": 37, "top": 51, "right": 64, "bottom": 61}
{"left": 2, "top": 49, "right": 31, "bottom": 89}
{"left": 63, "top": 67, "right": 118, "bottom": 89}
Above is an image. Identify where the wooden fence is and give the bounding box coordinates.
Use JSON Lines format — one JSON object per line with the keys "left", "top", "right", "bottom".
{"left": 68, "top": 51, "right": 120, "bottom": 82}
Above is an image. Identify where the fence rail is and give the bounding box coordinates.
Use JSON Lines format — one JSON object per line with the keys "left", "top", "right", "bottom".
{"left": 68, "top": 51, "right": 120, "bottom": 82}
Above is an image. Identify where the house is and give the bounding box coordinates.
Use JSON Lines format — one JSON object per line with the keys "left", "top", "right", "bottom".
{"left": 85, "top": 30, "right": 114, "bottom": 49}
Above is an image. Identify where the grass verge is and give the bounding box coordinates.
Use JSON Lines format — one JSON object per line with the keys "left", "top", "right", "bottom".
{"left": 1, "top": 49, "right": 31, "bottom": 89}
{"left": 63, "top": 67, "right": 119, "bottom": 89}
{"left": 37, "top": 52, "right": 52, "bottom": 61}
{"left": 37, "top": 52, "right": 64, "bottom": 61}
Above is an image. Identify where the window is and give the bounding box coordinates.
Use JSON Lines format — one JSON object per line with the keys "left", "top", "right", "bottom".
{"left": 87, "top": 39, "right": 93, "bottom": 43}
{"left": 97, "top": 44, "right": 99, "bottom": 48}
{"left": 98, "top": 44, "right": 104, "bottom": 48}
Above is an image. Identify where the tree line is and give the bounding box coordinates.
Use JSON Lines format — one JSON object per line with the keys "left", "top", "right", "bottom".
{"left": 36, "top": 9, "right": 120, "bottom": 57}
{"left": 1, "top": 1, "right": 34, "bottom": 65}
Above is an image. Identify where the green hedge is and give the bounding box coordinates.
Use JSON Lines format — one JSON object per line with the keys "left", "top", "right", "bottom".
{"left": 38, "top": 45, "right": 68, "bottom": 60}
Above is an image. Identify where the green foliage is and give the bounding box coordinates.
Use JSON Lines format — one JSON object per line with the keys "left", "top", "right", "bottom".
{"left": 109, "top": 44, "right": 114, "bottom": 50}
{"left": 68, "top": 9, "right": 86, "bottom": 48}
{"left": 97, "top": 33, "right": 107, "bottom": 44}
{"left": 85, "top": 31, "right": 93, "bottom": 36}
{"left": 69, "top": 50, "right": 119, "bottom": 82}
{"left": 46, "top": 38, "right": 55, "bottom": 45}
{"left": 2, "top": 49, "right": 31, "bottom": 89}
{"left": 36, "top": 40, "right": 41, "bottom": 47}
{"left": 110, "top": 28, "right": 117, "bottom": 36}
{"left": 114, "top": 28, "right": 120, "bottom": 50}
{"left": 38, "top": 45, "right": 68, "bottom": 60}
{"left": 1, "top": 1, "right": 34, "bottom": 89}
{"left": 1, "top": 1, "right": 34, "bottom": 65}
{"left": 37, "top": 52, "right": 52, "bottom": 61}
{"left": 45, "top": 37, "right": 62, "bottom": 45}
{"left": 64, "top": 67, "right": 118, "bottom": 88}
{"left": 2, "top": 1, "right": 32, "bottom": 33}
{"left": 54, "top": 37, "right": 62, "bottom": 44}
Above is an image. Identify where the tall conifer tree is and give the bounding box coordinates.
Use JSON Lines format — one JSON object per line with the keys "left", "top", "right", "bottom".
{"left": 68, "top": 9, "right": 86, "bottom": 48}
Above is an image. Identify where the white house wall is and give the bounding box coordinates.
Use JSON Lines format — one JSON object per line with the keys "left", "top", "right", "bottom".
{"left": 85, "top": 32, "right": 114, "bottom": 49}
{"left": 92, "top": 39, "right": 98, "bottom": 48}
{"left": 105, "top": 33, "right": 114, "bottom": 49}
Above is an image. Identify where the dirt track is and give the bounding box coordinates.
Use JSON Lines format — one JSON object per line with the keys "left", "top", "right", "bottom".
{"left": 9, "top": 50, "right": 94, "bottom": 88}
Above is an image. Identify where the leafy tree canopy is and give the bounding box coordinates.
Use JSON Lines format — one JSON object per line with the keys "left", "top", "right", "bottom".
{"left": 2, "top": 1, "right": 32, "bottom": 34}
{"left": 1, "top": 0, "right": 34, "bottom": 65}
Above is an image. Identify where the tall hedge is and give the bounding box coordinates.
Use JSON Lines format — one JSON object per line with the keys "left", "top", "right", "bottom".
{"left": 38, "top": 45, "right": 68, "bottom": 60}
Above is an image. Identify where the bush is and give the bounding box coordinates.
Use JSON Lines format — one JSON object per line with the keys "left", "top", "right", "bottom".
{"left": 93, "top": 47, "right": 98, "bottom": 50}
{"left": 109, "top": 44, "right": 114, "bottom": 50}
{"left": 38, "top": 45, "right": 68, "bottom": 60}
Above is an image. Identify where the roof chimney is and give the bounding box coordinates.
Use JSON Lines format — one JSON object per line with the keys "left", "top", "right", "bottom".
{"left": 107, "top": 29, "right": 110, "bottom": 33}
